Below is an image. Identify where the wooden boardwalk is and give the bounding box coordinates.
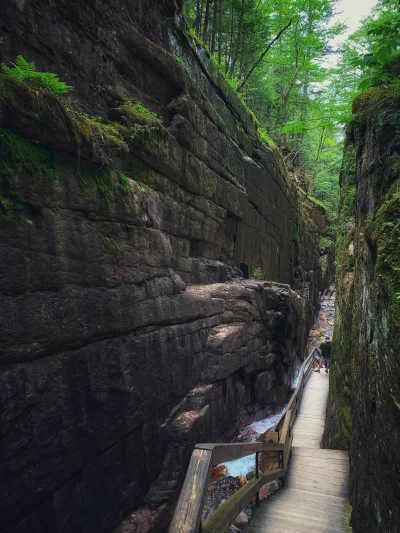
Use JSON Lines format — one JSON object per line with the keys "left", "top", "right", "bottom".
{"left": 247, "top": 369, "right": 353, "bottom": 533}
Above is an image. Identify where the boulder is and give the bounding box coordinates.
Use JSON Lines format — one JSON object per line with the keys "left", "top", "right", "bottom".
{"left": 211, "top": 465, "right": 228, "bottom": 483}
{"left": 202, "top": 476, "right": 240, "bottom": 522}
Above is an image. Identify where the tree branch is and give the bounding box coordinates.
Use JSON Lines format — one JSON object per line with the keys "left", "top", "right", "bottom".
{"left": 237, "top": 19, "right": 292, "bottom": 92}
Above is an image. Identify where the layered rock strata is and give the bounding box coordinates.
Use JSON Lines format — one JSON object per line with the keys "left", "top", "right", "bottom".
{"left": 0, "top": 1, "right": 326, "bottom": 532}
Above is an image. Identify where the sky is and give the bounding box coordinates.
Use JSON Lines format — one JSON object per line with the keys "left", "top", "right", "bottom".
{"left": 326, "top": 0, "right": 378, "bottom": 66}
{"left": 332, "top": 0, "right": 378, "bottom": 44}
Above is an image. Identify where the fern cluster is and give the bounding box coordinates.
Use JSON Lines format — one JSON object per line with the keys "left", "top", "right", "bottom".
{"left": 1, "top": 55, "right": 71, "bottom": 98}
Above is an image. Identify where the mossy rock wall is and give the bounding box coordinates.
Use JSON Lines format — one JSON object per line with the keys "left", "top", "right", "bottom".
{"left": 324, "top": 87, "right": 400, "bottom": 532}
{"left": 0, "top": 2, "right": 328, "bottom": 533}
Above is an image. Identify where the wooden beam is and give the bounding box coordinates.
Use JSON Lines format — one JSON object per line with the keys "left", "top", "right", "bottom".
{"left": 169, "top": 448, "right": 213, "bottom": 533}
{"left": 197, "top": 442, "right": 283, "bottom": 467}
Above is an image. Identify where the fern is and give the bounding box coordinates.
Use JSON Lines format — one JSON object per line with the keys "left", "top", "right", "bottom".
{"left": 251, "top": 267, "right": 264, "bottom": 280}
{"left": 1, "top": 55, "right": 72, "bottom": 98}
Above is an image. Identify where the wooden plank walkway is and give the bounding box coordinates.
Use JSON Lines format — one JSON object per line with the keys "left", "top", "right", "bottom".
{"left": 247, "top": 369, "right": 353, "bottom": 533}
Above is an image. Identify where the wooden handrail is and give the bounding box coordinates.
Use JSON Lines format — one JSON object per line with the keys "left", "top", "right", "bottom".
{"left": 170, "top": 448, "right": 213, "bottom": 533}
{"left": 202, "top": 469, "right": 285, "bottom": 533}
{"left": 170, "top": 349, "right": 317, "bottom": 533}
{"left": 196, "top": 442, "right": 284, "bottom": 466}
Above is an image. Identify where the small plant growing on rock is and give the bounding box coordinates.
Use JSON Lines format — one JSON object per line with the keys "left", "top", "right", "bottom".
{"left": 173, "top": 54, "right": 185, "bottom": 67}
{"left": 1, "top": 55, "right": 71, "bottom": 98}
{"left": 258, "top": 128, "right": 275, "bottom": 147}
{"left": 122, "top": 100, "right": 162, "bottom": 124}
{"left": 251, "top": 267, "right": 264, "bottom": 280}
{"left": 75, "top": 112, "right": 121, "bottom": 137}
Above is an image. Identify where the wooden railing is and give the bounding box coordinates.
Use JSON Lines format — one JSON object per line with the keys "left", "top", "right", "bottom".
{"left": 170, "top": 350, "right": 317, "bottom": 533}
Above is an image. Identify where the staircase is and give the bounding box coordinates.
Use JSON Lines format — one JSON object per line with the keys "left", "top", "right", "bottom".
{"left": 247, "top": 370, "right": 352, "bottom": 533}
{"left": 170, "top": 351, "right": 353, "bottom": 533}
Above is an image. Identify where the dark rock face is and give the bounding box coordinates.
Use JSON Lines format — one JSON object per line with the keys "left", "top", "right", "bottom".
{"left": 324, "top": 88, "right": 400, "bottom": 532}
{"left": 0, "top": 1, "right": 326, "bottom": 532}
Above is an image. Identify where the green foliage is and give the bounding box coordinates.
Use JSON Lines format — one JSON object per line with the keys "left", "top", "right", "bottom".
{"left": 371, "top": 180, "right": 400, "bottom": 322}
{"left": 75, "top": 113, "right": 120, "bottom": 137}
{"left": 258, "top": 128, "right": 275, "bottom": 147}
{"left": 173, "top": 54, "right": 185, "bottom": 67}
{"left": 349, "top": 4, "right": 400, "bottom": 92}
{"left": 320, "top": 236, "right": 334, "bottom": 248}
{"left": 0, "top": 129, "right": 57, "bottom": 187}
{"left": 122, "top": 100, "right": 162, "bottom": 124}
{"left": 307, "top": 195, "right": 326, "bottom": 211}
{"left": 91, "top": 170, "right": 131, "bottom": 204}
{"left": 0, "top": 195, "right": 43, "bottom": 222}
{"left": 1, "top": 55, "right": 72, "bottom": 98}
{"left": 342, "top": 186, "right": 356, "bottom": 217}
{"left": 251, "top": 267, "right": 264, "bottom": 280}
{"left": 184, "top": 0, "right": 347, "bottom": 217}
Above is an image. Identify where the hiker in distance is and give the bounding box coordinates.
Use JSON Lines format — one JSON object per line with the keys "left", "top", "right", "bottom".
{"left": 314, "top": 335, "right": 332, "bottom": 373}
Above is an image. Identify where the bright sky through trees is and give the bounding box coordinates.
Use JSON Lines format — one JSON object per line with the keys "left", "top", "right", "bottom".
{"left": 328, "top": 0, "right": 378, "bottom": 63}
{"left": 185, "top": 0, "right": 399, "bottom": 215}
{"left": 334, "top": 0, "right": 377, "bottom": 39}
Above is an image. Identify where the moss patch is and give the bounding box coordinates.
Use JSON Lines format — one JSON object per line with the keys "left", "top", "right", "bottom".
{"left": 353, "top": 85, "right": 400, "bottom": 127}
{"left": 258, "top": 127, "right": 275, "bottom": 147}
{"left": 307, "top": 195, "right": 327, "bottom": 212}
{"left": 0, "top": 129, "right": 57, "bottom": 190}
{"left": 371, "top": 180, "right": 400, "bottom": 325}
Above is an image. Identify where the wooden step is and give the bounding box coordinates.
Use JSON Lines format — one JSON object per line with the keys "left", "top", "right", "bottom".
{"left": 245, "top": 367, "right": 353, "bottom": 533}
{"left": 256, "top": 508, "right": 351, "bottom": 531}
{"left": 247, "top": 514, "right": 352, "bottom": 533}
{"left": 292, "top": 447, "right": 348, "bottom": 458}
{"left": 288, "top": 465, "right": 349, "bottom": 482}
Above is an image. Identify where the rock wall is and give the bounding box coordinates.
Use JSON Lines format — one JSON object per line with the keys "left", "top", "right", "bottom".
{"left": 324, "top": 87, "right": 400, "bottom": 532}
{"left": 0, "top": 1, "right": 325, "bottom": 532}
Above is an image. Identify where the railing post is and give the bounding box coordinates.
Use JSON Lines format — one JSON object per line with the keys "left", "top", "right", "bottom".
{"left": 255, "top": 451, "right": 260, "bottom": 507}
{"left": 280, "top": 449, "right": 286, "bottom": 487}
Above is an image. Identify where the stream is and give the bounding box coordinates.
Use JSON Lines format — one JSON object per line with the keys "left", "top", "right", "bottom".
{"left": 220, "top": 286, "right": 335, "bottom": 477}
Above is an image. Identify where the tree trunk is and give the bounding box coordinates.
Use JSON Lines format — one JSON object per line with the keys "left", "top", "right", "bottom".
{"left": 309, "top": 126, "right": 326, "bottom": 194}
{"left": 229, "top": 0, "right": 245, "bottom": 78}
{"left": 202, "top": 0, "right": 212, "bottom": 42}
{"left": 218, "top": 0, "right": 222, "bottom": 64}
{"left": 210, "top": 0, "right": 218, "bottom": 54}
{"left": 195, "top": 0, "right": 202, "bottom": 34}
{"left": 226, "top": 4, "right": 235, "bottom": 74}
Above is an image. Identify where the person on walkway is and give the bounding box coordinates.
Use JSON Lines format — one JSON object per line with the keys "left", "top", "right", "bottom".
{"left": 314, "top": 335, "right": 332, "bottom": 373}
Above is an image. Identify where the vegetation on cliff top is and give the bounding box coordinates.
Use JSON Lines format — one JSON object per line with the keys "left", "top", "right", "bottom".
{"left": 2, "top": 55, "right": 72, "bottom": 97}
{"left": 184, "top": 0, "right": 400, "bottom": 216}
{"left": 0, "top": 56, "right": 167, "bottom": 207}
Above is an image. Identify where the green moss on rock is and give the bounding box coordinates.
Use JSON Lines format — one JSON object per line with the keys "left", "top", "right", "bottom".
{"left": 0, "top": 129, "right": 57, "bottom": 189}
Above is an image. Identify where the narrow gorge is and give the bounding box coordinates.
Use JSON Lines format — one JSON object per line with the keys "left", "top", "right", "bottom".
{"left": 0, "top": 1, "right": 399, "bottom": 533}
{"left": 0, "top": 2, "right": 330, "bottom": 532}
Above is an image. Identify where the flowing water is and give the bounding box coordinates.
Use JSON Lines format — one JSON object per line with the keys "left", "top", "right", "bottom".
{"left": 221, "top": 286, "right": 336, "bottom": 477}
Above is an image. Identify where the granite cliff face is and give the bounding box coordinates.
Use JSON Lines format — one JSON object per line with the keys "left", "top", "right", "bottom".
{"left": 324, "top": 88, "right": 400, "bottom": 532}
{"left": 0, "top": 1, "right": 326, "bottom": 532}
